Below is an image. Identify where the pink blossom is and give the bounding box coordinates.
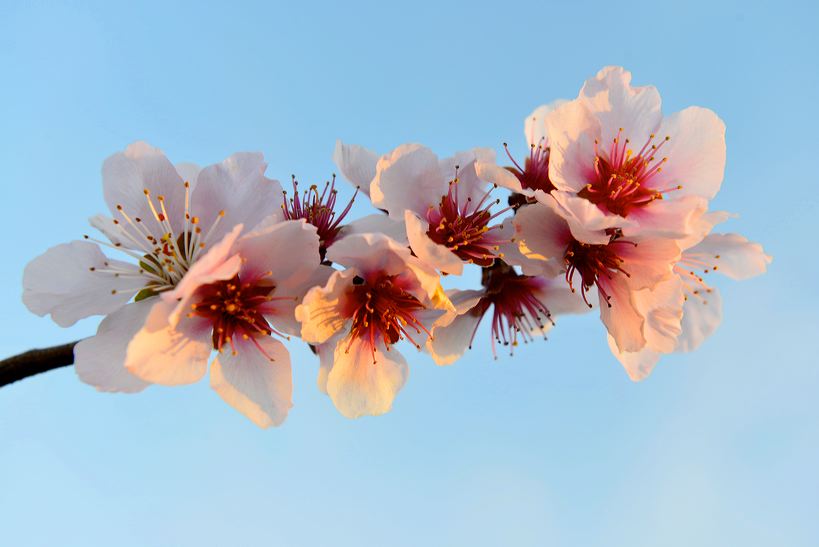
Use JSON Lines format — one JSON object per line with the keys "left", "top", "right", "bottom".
{"left": 296, "top": 233, "right": 451, "bottom": 418}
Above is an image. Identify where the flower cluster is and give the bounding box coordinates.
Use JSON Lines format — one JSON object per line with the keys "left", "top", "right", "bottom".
{"left": 22, "top": 67, "right": 770, "bottom": 426}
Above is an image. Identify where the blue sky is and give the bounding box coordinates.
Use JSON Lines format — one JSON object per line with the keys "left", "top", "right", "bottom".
{"left": 1, "top": 1, "right": 816, "bottom": 545}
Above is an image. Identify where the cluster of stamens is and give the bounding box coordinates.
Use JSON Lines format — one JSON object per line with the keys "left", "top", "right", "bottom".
{"left": 580, "top": 129, "right": 681, "bottom": 217}
{"left": 282, "top": 175, "right": 357, "bottom": 258}
{"left": 189, "top": 273, "right": 292, "bottom": 358}
{"left": 563, "top": 231, "right": 636, "bottom": 307}
{"left": 345, "top": 274, "right": 430, "bottom": 364}
{"left": 425, "top": 169, "right": 511, "bottom": 267}
{"left": 85, "top": 182, "right": 225, "bottom": 299}
{"left": 503, "top": 140, "right": 554, "bottom": 195}
{"left": 675, "top": 252, "right": 722, "bottom": 306}
{"left": 469, "top": 261, "right": 554, "bottom": 358}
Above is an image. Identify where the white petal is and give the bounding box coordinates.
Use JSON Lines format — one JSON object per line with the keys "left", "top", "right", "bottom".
{"left": 653, "top": 106, "right": 726, "bottom": 200}
{"left": 236, "top": 220, "right": 321, "bottom": 285}
{"left": 607, "top": 335, "right": 662, "bottom": 382}
{"left": 548, "top": 191, "right": 627, "bottom": 244}
{"left": 579, "top": 66, "right": 663, "bottom": 146}
{"left": 297, "top": 269, "right": 358, "bottom": 345}
{"left": 524, "top": 99, "right": 568, "bottom": 146}
{"left": 191, "top": 152, "right": 284, "bottom": 244}
{"left": 73, "top": 301, "right": 154, "bottom": 393}
{"left": 618, "top": 237, "right": 680, "bottom": 290}
{"left": 544, "top": 99, "right": 601, "bottom": 193}
{"left": 333, "top": 140, "right": 378, "bottom": 198}
{"left": 102, "top": 141, "right": 187, "bottom": 236}
{"left": 22, "top": 241, "right": 139, "bottom": 327}
{"left": 633, "top": 276, "right": 685, "bottom": 354}
{"left": 623, "top": 195, "right": 708, "bottom": 240}
{"left": 265, "top": 264, "right": 333, "bottom": 338}
{"left": 174, "top": 162, "right": 201, "bottom": 186}
{"left": 405, "top": 211, "right": 464, "bottom": 275}
{"left": 370, "top": 143, "right": 445, "bottom": 217}
{"left": 315, "top": 340, "right": 338, "bottom": 394}
{"left": 426, "top": 290, "right": 484, "bottom": 365}
{"left": 513, "top": 201, "right": 572, "bottom": 265}
{"left": 476, "top": 161, "right": 525, "bottom": 194}
{"left": 125, "top": 299, "right": 212, "bottom": 385}
{"left": 675, "top": 287, "right": 723, "bottom": 353}
{"left": 339, "top": 213, "right": 408, "bottom": 245}
{"left": 684, "top": 233, "right": 771, "bottom": 280}
{"left": 210, "top": 337, "right": 293, "bottom": 428}
{"left": 326, "top": 337, "right": 409, "bottom": 419}
{"left": 599, "top": 276, "right": 646, "bottom": 353}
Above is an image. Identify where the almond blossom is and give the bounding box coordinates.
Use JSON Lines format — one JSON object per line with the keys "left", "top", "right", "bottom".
{"left": 21, "top": 142, "right": 326, "bottom": 426}
{"left": 296, "top": 233, "right": 451, "bottom": 418}
{"left": 607, "top": 212, "right": 771, "bottom": 380}
{"left": 513, "top": 195, "right": 681, "bottom": 354}
{"left": 542, "top": 66, "right": 726, "bottom": 239}
{"left": 427, "top": 260, "right": 588, "bottom": 365}
{"left": 343, "top": 142, "right": 512, "bottom": 275}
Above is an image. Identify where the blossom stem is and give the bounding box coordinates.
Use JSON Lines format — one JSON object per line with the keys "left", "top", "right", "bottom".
{"left": 0, "top": 341, "right": 79, "bottom": 388}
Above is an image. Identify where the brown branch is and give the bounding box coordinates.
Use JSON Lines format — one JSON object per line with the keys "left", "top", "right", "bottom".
{"left": 0, "top": 341, "right": 79, "bottom": 388}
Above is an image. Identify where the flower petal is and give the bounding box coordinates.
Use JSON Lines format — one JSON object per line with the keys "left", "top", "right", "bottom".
{"left": 476, "top": 161, "right": 525, "bottom": 194}
{"left": 653, "top": 106, "right": 726, "bottom": 200}
{"left": 102, "top": 141, "right": 186, "bottom": 235}
{"left": 513, "top": 201, "right": 572, "bottom": 267}
{"left": 599, "top": 275, "right": 646, "bottom": 353}
{"left": 325, "top": 337, "right": 409, "bottom": 419}
{"left": 426, "top": 289, "right": 484, "bottom": 366}
{"left": 339, "top": 213, "right": 408, "bottom": 245}
{"left": 607, "top": 335, "right": 662, "bottom": 382}
{"left": 405, "top": 210, "right": 464, "bottom": 275}
{"left": 210, "top": 337, "right": 293, "bottom": 428}
{"left": 297, "top": 269, "right": 359, "bottom": 345}
{"left": 73, "top": 301, "right": 154, "bottom": 393}
{"left": 675, "top": 287, "right": 723, "bottom": 353}
{"left": 333, "top": 140, "right": 378, "bottom": 198}
{"left": 524, "top": 99, "right": 567, "bottom": 146}
{"left": 125, "top": 299, "right": 212, "bottom": 385}
{"left": 370, "top": 144, "right": 445, "bottom": 217}
{"left": 191, "top": 152, "right": 284, "bottom": 244}
{"left": 684, "top": 233, "right": 771, "bottom": 280}
{"left": 22, "top": 241, "right": 139, "bottom": 327}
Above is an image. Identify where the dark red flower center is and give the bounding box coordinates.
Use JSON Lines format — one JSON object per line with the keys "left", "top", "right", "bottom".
{"left": 579, "top": 129, "right": 680, "bottom": 217}
{"left": 345, "top": 274, "right": 430, "bottom": 363}
{"left": 190, "top": 274, "right": 288, "bottom": 356}
{"left": 425, "top": 177, "right": 509, "bottom": 268}
{"left": 503, "top": 142, "right": 554, "bottom": 194}
{"left": 563, "top": 233, "right": 634, "bottom": 308}
{"left": 468, "top": 261, "right": 553, "bottom": 357}
{"left": 282, "top": 175, "right": 357, "bottom": 259}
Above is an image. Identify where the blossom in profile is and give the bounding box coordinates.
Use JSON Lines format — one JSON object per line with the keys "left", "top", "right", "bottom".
{"left": 476, "top": 100, "right": 567, "bottom": 200}
{"left": 296, "top": 233, "right": 451, "bottom": 418}
{"left": 513, "top": 196, "right": 680, "bottom": 355}
{"left": 607, "top": 212, "right": 772, "bottom": 380}
{"left": 427, "top": 260, "right": 588, "bottom": 365}
{"left": 543, "top": 66, "right": 725, "bottom": 239}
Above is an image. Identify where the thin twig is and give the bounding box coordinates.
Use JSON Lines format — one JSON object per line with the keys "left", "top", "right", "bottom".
{"left": 0, "top": 342, "right": 79, "bottom": 388}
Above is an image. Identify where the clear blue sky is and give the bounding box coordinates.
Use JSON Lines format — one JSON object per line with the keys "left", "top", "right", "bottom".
{"left": 1, "top": 1, "right": 816, "bottom": 545}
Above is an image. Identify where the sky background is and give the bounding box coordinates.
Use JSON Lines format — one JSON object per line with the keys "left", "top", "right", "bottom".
{"left": 1, "top": 1, "right": 816, "bottom": 545}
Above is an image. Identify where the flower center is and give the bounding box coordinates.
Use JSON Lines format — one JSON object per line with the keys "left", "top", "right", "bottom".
{"left": 345, "top": 274, "right": 429, "bottom": 363}
{"left": 86, "top": 182, "right": 226, "bottom": 299}
{"left": 425, "top": 176, "right": 510, "bottom": 267}
{"left": 579, "top": 129, "right": 680, "bottom": 217}
{"left": 503, "top": 142, "right": 554, "bottom": 194}
{"left": 563, "top": 233, "right": 634, "bottom": 307}
{"left": 282, "top": 175, "right": 357, "bottom": 259}
{"left": 469, "top": 261, "right": 553, "bottom": 357}
{"left": 189, "top": 274, "right": 288, "bottom": 356}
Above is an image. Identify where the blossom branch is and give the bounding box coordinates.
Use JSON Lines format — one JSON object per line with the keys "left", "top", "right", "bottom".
{"left": 0, "top": 341, "right": 78, "bottom": 388}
